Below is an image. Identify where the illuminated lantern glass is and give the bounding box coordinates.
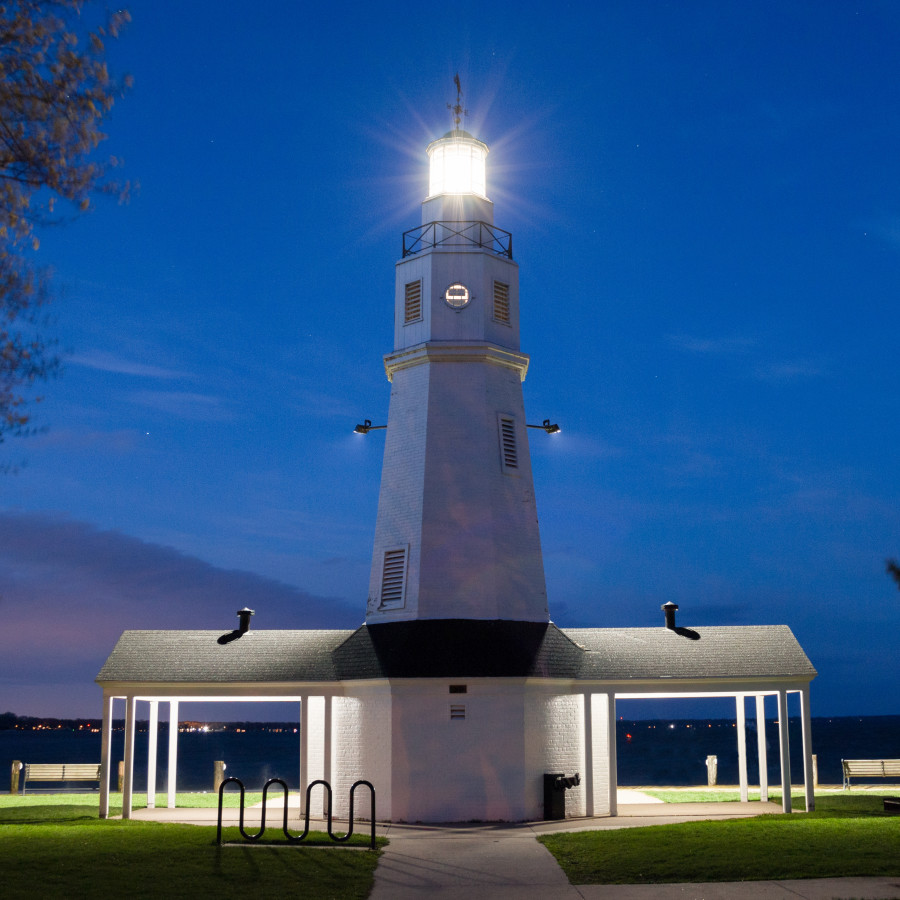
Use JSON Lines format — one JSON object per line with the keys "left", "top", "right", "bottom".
{"left": 427, "top": 131, "right": 488, "bottom": 198}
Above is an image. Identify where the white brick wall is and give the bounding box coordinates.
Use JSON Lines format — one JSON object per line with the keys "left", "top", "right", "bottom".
{"left": 525, "top": 688, "right": 587, "bottom": 817}
{"left": 590, "top": 693, "right": 611, "bottom": 817}
{"left": 332, "top": 686, "right": 392, "bottom": 820}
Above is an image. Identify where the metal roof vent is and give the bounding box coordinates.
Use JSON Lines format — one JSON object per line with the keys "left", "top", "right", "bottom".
{"left": 662, "top": 601, "right": 678, "bottom": 630}
{"left": 237, "top": 608, "right": 255, "bottom": 634}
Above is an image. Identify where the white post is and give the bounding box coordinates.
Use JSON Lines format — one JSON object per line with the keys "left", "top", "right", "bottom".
{"left": 99, "top": 694, "right": 115, "bottom": 819}
{"left": 122, "top": 696, "right": 137, "bottom": 820}
{"left": 755, "top": 695, "right": 768, "bottom": 802}
{"left": 300, "top": 697, "right": 309, "bottom": 815}
{"left": 799, "top": 685, "right": 815, "bottom": 812}
{"left": 147, "top": 701, "right": 158, "bottom": 808}
{"left": 323, "top": 695, "right": 333, "bottom": 816}
{"left": 777, "top": 689, "right": 791, "bottom": 813}
{"left": 607, "top": 693, "right": 618, "bottom": 817}
{"left": 736, "top": 695, "right": 748, "bottom": 802}
{"left": 167, "top": 700, "right": 179, "bottom": 809}
{"left": 583, "top": 692, "right": 594, "bottom": 817}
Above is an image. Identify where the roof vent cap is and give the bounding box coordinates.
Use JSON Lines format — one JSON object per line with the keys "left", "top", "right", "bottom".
{"left": 237, "top": 608, "right": 255, "bottom": 633}
{"left": 661, "top": 601, "right": 678, "bottom": 630}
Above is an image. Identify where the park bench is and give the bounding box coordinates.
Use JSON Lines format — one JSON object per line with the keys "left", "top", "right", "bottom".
{"left": 21, "top": 763, "right": 102, "bottom": 793}
{"left": 841, "top": 759, "right": 900, "bottom": 789}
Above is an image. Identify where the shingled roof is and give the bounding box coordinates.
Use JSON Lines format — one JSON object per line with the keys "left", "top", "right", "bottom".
{"left": 564, "top": 625, "right": 817, "bottom": 680}
{"left": 96, "top": 620, "right": 815, "bottom": 686}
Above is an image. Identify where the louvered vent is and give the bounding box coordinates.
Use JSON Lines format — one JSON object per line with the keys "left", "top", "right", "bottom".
{"left": 450, "top": 704, "right": 467, "bottom": 720}
{"left": 499, "top": 416, "right": 518, "bottom": 471}
{"left": 380, "top": 547, "right": 408, "bottom": 608}
{"left": 404, "top": 280, "right": 422, "bottom": 324}
{"left": 493, "top": 281, "right": 510, "bottom": 324}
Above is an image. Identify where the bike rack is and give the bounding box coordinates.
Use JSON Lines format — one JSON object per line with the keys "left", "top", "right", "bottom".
{"left": 216, "top": 777, "right": 376, "bottom": 850}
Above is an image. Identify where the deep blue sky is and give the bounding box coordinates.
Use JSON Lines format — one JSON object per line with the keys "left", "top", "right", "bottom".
{"left": 2, "top": 1, "right": 898, "bottom": 719}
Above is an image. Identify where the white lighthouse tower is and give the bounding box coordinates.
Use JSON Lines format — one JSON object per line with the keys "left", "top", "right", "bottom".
{"left": 366, "top": 85, "right": 549, "bottom": 624}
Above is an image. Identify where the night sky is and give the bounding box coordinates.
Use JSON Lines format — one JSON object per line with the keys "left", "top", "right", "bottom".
{"left": 2, "top": 1, "right": 898, "bottom": 719}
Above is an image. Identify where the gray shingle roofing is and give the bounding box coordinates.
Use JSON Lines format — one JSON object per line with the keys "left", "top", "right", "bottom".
{"left": 564, "top": 625, "right": 817, "bottom": 680}
{"left": 96, "top": 620, "right": 815, "bottom": 686}
{"left": 95, "top": 629, "right": 354, "bottom": 683}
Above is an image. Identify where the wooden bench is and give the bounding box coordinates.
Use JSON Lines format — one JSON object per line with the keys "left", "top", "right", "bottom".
{"left": 22, "top": 763, "right": 102, "bottom": 794}
{"left": 841, "top": 759, "right": 900, "bottom": 789}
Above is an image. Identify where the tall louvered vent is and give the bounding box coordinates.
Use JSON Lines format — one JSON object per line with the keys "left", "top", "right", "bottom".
{"left": 499, "top": 416, "right": 518, "bottom": 471}
{"left": 404, "top": 280, "right": 422, "bottom": 323}
{"left": 493, "top": 281, "right": 510, "bottom": 324}
{"left": 380, "top": 547, "right": 408, "bottom": 607}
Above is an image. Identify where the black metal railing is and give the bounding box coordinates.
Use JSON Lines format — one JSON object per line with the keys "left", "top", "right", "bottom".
{"left": 216, "top": 776, "right": 376, "bottom": 850}
{"left": 402, "top": 220, "right": 513, "bottom": 259}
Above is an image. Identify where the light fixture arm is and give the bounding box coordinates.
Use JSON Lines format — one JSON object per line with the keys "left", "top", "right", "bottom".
{"left": 526, "top": 418, "right": 561, "bottom": 435}
{"left": 354, "top": 419, "right": 388, "bottom": 435}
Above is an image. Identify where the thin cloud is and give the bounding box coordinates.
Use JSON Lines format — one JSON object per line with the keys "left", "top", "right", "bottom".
{"left": 666, "top": 334, "right": 756, "bottom": 356}
{"left": 130, "top": 390, "right": 234, "bottom": 421}
{"left": 0, "top": 512, "right": 361, "bottom": 679}
{"left": 68, "top": 351, "right": 187, "bottom": 380}
{"left": 31, "top": 427, "right": 141, "bottom": 452}
{"left": 863, "top": 214, "right": 900, "bottom": 248}
{"left": 752, "top": 360, "right": 824, "bottom": 382}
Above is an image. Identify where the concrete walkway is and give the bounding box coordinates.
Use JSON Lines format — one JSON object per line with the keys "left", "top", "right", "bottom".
{"left": 129, "top": 795, "right": 900, "bottom": 899}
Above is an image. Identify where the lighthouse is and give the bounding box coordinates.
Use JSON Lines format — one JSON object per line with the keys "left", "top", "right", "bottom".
{"left": 366, "top": 85, "right": 549, "bottom": 624}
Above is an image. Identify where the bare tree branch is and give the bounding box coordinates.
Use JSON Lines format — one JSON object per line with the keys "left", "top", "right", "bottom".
{"left": 0, "top": 0, "right": 130, "bottom": 446}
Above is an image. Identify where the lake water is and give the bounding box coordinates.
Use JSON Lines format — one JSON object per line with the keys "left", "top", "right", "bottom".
{"left": 4, "top": 715, "right": 898, "bottom": 792}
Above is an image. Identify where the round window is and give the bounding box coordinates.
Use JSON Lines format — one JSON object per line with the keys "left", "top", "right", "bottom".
{"left": 444, "top": 282, "right": 471, "bottom": 310}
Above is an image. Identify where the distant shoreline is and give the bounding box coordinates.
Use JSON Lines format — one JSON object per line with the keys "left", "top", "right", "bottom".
{"left": 4, "top": 710, "right": 899, "bottom": 732}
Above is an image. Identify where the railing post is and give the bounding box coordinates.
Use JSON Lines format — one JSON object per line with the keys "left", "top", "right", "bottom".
{"left": 10, "top": 760, "right": 22, "bottom": 794}
{"left": 214, "top": 761, "right": 226, "bottom": 791}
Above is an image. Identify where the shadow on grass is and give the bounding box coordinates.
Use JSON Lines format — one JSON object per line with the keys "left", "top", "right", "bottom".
{"left": 0, "top": 805, "right": 121, "bottom": 825}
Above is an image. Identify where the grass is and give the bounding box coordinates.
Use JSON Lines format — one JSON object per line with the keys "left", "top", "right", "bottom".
{"left": 539, "top": 791, "right": 900, "bottom": 885}
{"left": 0, "top": 794, "right": 384, "bottom": 899}
{"left": 643, "top": 789, "right": 749, "bottom": 802}
{"left": 1, "top": 791, "right": 263, "bottom": 809}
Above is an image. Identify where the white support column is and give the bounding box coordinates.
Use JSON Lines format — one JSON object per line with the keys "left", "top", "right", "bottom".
{"left": 147, "top": 701, "right": 159, "bottom": 808}
{"left": 755, "top": 695, "right": 768, "bottom": 803}
{"left": 607, "top": 693, "right": 618, "bottom": 817}
{"left": 323, "top": 695, "right": 333, "bottom": 816}
{"left": 122, "top": 696, "right": 137, "bottom": 820}
{"left": 583, "top": 692, "right": 594, "bottom": 818}
{"left": 99, "top": 694, "right": 115, "bottom": 819}
{"left": 167, "top": 700, "right": 179, "bottom": 809}
{"left": 799, "top": 685, "right": 815, "bottom": 812}
{"left": 777, "top": 689, "right": 791, "bottom": 813}
{"left": 736, "top": 695, "right": 748, "bottom": 802}
{"left": 299, "top": 696, "right": 309, "bottom": 815}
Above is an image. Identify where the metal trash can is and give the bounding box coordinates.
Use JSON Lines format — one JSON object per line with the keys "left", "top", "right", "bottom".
{"left": 544, "top": 773, "right": 565, "bottom": 819}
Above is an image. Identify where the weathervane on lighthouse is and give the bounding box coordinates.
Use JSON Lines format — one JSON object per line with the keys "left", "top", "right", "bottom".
{"left": 447, "top": 72, "right": 468, "bottom": 131}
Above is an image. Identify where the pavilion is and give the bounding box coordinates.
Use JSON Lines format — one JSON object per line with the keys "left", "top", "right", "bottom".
{"left": 97, "top": 89, "right": 817, "bottom": 823}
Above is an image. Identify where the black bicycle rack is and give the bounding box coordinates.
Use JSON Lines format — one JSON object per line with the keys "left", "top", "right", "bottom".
{"left": 216, "top": 777, "right": 376, "bottom": 850}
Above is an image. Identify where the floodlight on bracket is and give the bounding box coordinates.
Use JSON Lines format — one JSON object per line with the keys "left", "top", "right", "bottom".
{"left": 354, "top": 419, "right": 387, "bottom": 435}
{"left": 527, "top": 418, "right": 561, "bottom": 435}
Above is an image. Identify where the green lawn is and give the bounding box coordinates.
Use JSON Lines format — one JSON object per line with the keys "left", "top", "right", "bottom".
{"left": 0, "top": 794, "right": 383, "bottom": 899}
{"left": 539, "top": 792, "right": 900, "bottom": 885}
